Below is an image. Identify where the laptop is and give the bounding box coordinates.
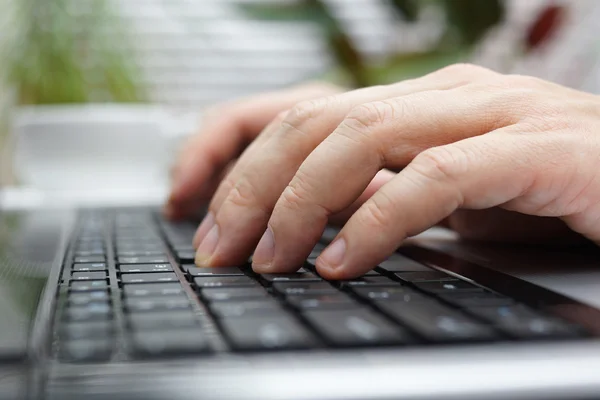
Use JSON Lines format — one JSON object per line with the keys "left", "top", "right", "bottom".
{"left": 2, "top": 186, "right": 600, "bottom": 400}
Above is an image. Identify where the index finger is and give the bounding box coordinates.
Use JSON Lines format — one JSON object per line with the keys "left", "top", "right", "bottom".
{"left": 166, "top": 83, "right": 342, "bottom": 217}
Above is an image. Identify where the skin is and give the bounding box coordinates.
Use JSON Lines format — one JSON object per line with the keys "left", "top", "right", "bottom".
{"left": 165, "top": 64, "right": 600, "bottom": 280}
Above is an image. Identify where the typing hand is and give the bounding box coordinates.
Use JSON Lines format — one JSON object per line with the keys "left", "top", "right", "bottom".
{"left": 167, "top": 64, "right": 600, "bottom": 279}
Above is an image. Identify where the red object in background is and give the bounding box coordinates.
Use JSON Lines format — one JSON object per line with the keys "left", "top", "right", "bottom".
{"left": 525, "top": 4, "right": 566, "bottom": 51}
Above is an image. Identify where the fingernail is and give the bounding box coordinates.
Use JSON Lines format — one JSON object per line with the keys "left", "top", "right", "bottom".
{"left": 319, "top": 238, "right": 346, "bottom": 269}
{"left": 193, "top": 212, "right": 215, "bottom": 249}
{"left": 195, "top": 224, "right": 219, "bottom": 266}
{"left": 253, "top": 227, "right": 275, "bottom": 268}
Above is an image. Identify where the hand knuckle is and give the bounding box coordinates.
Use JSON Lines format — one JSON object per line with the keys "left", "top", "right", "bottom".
{"left": 280, "top": 182, "right": 312, "bottom": 212}
{"left": 412, "top": 147, "right": 463, "bottom": 182}
{"left": 282, "top": 98, "right": 329, "bottom": 134}
{"left": 227, "top": 179, "right": 261, "bottom": 209}
{"left": 360, "top": 195, "right": 394, "bottom": 229}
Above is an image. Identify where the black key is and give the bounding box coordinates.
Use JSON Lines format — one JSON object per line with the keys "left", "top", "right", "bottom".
{"left": 60, "top": 339, "right": 112, "bottom": 363}
{"left": 260, "top": 272, "right": 321, "bottom": 282}
{"left": 339, "top": 276, "right": 398, "bottom": 288}
{"left": 378, "top": 254, "right": 432, "bottom": 272}
{"left": 131, "top": 330, "right": 210, "bottom": 358}
{"left": 71, "top": 271, "right": 107, "bottom": 281}
{"left": 68, "top": 291, "right": 109, "bottom": 306}
{"left": 60, "top": 321, "right": 113, "bottom": 340}
{"left": 64, "top": 303, "right": 112, "bottom": 322}
{"left": 394, "top": 271, "right": 456, "bottom": 283}
{"left": 286, "top": 293, "right": 357, "bottom": 310}
{"left": 186, "top": 266, "right": 245, "bottom": 276}
{"left": 124, "top": 283, "right": 184, "bottom": 296}
{"left": 201, "top": 287, "right": 268, "bottom": 302}
{"left": 72, "top": 263, "right": 107, "bottom": 272}
{"left": 125, "top": 296, "right": 191, "bottom": 312}
{"left": 304, "top": 308, "right": 410, "bottom": 346}
{"left": 118, "top": 250, "right": 165, "bottom": 257}
{"left": 468, "top": 305, "right": 580, "bottom": 338}
{"left": 210, "top": 300, "right": 282, "bottom": 318}
{"left": 176, "top": 251, "right": 196, "bottom": 263}
{"left": 128, "top": 311, "right": 200, "bottom": 330}
{"left": 352, "top": 286, "right": 428, "bottom": 302}
{"left": 74, "top": 256, "right": 105, "bottom": 263}
{"left": 193, "top": 276, "right": 257, "bottom": 288}
{"left": 119, "top": 264, "right": 173, "bottom": 273}
{"left": 118, "top": 256, "right": 169, "bottom": 264}
{"left": 377, "top": 301, "right": 497, "bottom": 342}
{"left": 414, "top": 280, "right": 484, "bottom": 294}
{"left": 272, "top": 281, "right": 337, "bottom": 296}
{"left": 221, "top": 316, "right": 314, "bottom": 350}
{"left": 70, "top": 280, "right": 108, "bottom": 292}
{"left": 117, "top": 244, "right": 160, "bottom": 252}
{"left": 121, "top": 272, "right": 178, "bottom": 284}
{"left": 74, "top": 250, "right": 105, "bottom": 257}
{"left": 439, "top": 292, "right": 514, "bottom": 308}
{"left": 320, "top": 226, "right": 340, "bottom": 244}
{"left": 172, "top": 244, "right": 196, "bottom": 252}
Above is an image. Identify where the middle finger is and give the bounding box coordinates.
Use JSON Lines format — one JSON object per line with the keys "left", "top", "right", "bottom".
{"left": 195, "top": 66, "right": 498, "bottom": 267}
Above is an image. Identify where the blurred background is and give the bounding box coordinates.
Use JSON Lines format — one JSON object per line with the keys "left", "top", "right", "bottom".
{"left": 0, "top": 0, "right": 599, "bottom": 203}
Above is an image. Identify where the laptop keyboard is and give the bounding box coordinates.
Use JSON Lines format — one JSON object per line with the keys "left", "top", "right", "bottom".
{"left": 53, "top": 210, "right": 586, "bottom": 363}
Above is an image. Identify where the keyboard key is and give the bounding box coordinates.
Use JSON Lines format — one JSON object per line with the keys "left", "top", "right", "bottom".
{"left": 68, "top": 291, "right": 109, "bottom": 306}
{"left": 339, "top": 276, "right": 398, "bottom": 288}
{"left": 128, "top": 311, "right": 201, "bottom": 330}
{"left": 194, "top": 276, "right": 257, "bottom": 288}
{"left": 176, "top": 251, "right": 196, "bottom": 263}
{"left": 377, "top": 301, "right": 497, "bottom": 342}
{"left": 71, "top": 271, "right": 107, "bottom": 281}
{"left": 60, "top": 321, "right": 113, "bottom": 340}
{"left": 119, "top": 264, "right": 173, "bottom": 273}
{"left": 260, "top": 272, "right": 321, "bottom": 282}
{"left": 210, "top": 300, "right": 282, "bottom": 318}
{"left": 439, "top": 292, "right": 514, "bottom": 308}
{"left": 351, "top": 286, "right": 428, "bottom": 302}
{"left": 74, "top": 256, "right": 105, "bottom": 263}
{"left": 378, "top": 254, "right": 432, "bottom": 272}
{"left": 124, "top": 296, "right": 191, "bottom": 312}
{"left": 60, "top": 339, "right": 112, "bottom": 363}
{"left": 131, "top": 330, "right": 210, "bottom": 358}
{"left": 186, "top": 266, "right": 246, "bottom": 276}
{"left": 468, "top": 305, "right": 580, "bottom": 339}
{"left": 118, "top": 256, "right": 169, "bottom": 264}
{"left": 221, "top": 316, "right": 315, "bottom": 350}
{"left": 121, "top": 272, "right": 178, "bottom": 284}
{"left": 124, "top": 283, "right": 184, "bottom": 296}
{"left": 201, "top": 287, "right": 268, "bottom": 302}
{"left": 64, "top": 303, "right": 112, "bottom": 322}
{"left": 394, "top": 271, "right": 456, "bottom": 283}
{"left": 72, "top": 263, "right": 107, "bottom": 272}
{"left": 70, "top": 280, "right": 108, "bottom": 292}
{"left": 286, "top": 293, "right": 357, "bottom": 310}
{"left": 414, "top": 280, "right": 483, "bottom": 294}
{"left": 74, "top": 250, "right": 105, "bottom": 257}
{"left": 118, "top": 250, "right": 165, "bottom": 257}
{"left": 272, "top": 281, "right": 337, "bottom": 296}
{"left": 304, "top": 308, "right": 410, "bottom": 346}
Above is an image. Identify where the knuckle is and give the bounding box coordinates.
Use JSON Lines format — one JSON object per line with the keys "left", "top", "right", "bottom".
{"left": 411, "top": 146, "right": 463, "bottom": 183}
{"left": 282, "top": 98, "right": 330, "bottom": 132}
{"left": 359, "top": 195, "right": 394, "bottom": 229}
{"left": 226, "top": 179, "right": 261, "bottom": 209}
{"left": 280, "top": 183, "right": 312, "bottom": 212}
{"left": 345, "top": 101, "right": 399, "bottom": 130}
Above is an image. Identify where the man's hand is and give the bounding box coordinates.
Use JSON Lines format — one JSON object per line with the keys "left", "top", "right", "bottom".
{"left": 167, "top": 64, "right": 600, "bottom": 279}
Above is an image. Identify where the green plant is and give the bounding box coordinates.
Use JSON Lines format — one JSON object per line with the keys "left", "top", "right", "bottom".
{"left": 3, "top": 0, "right": 147, "bottom": 105}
